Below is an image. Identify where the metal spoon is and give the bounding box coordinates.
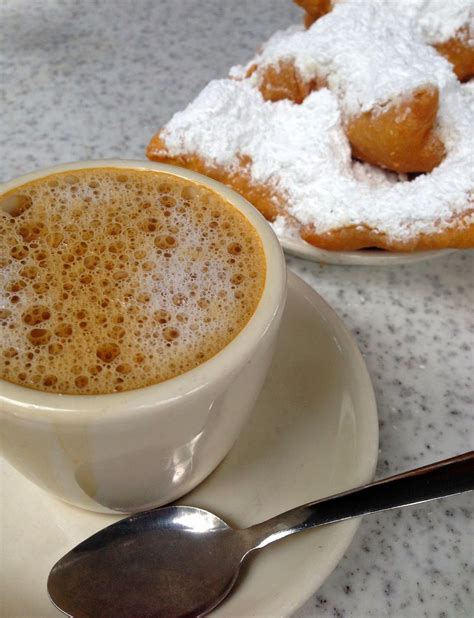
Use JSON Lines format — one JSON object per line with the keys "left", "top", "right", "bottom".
{"left": 48, "top": 451, "right": 473, "bottom": 617}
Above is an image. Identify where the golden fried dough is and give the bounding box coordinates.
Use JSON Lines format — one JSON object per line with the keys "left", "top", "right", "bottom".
{"left": 147, "top": 133, "right": 281, "bottom": 222}
{"left": 434, "top": 26, "right": 474, "bottom": 81}
{"left": 254, "top": 62, "right": 445, "bottom": 173}
{"left": 347, "top": 86, "right": 445, "bottom": 174}
{"left": 293, "top": 0, "right": 332, "bottom": 27}
{"left": 246, "top": 61, "right": 322, "bottom": 104}
{"left": 301, "top": 214, "right": 474, "bottom": 252}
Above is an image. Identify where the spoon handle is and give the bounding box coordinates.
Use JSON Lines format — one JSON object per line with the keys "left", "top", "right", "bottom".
{"left": 247, "top": 451, "right": 474, "bottom": 549}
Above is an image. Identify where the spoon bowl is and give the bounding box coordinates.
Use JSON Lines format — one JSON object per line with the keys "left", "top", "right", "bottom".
{"left": 48, "top": 506, "right": 250, "bottom": 618}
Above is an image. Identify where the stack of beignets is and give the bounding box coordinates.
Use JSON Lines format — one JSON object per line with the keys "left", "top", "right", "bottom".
{"left": 148, "top": 0, "right": 474, "bottom": 252}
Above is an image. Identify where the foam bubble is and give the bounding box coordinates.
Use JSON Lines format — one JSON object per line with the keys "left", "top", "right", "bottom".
{"left": 0, "top": 168, "right": 266, "bottom": 394}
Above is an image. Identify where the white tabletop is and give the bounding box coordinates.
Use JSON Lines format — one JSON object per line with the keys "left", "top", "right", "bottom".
{"left": 1, "top": 1, "right": 473, "bottom": 616}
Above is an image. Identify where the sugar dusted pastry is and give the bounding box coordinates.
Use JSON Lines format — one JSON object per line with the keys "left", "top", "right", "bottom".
{"left": 147, "top": 2, "right": 474, "bottom": 252}
{"left": 148, "top": 79, "right": 473, "bottom": 251}
{"left": 433, "top": 25, "right": 474, "bottom": 81}
{"left": 234, "top": 1, "right": 457, "bottom": 174}
{"left": 345, "top": 86, "right": 446, "bottom": 174}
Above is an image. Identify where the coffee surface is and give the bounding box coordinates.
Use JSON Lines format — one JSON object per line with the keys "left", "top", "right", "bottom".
{"left": 0, "top": 168, "right": 265, "bottom": 394}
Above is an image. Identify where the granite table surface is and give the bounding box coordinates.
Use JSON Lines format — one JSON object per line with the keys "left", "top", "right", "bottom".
{"left": 1, "top": 1, "right": 473, "bottom": 616}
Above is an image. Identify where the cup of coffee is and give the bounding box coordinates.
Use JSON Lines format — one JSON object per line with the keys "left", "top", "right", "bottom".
{"left": 0, "top": 160, "right": 286, "bottom": 513}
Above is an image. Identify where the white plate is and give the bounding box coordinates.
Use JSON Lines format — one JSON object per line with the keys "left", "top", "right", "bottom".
{"left": 280, "top": 235, "right": 454, "bottom": 266}
{"left": 0, "top": 272, "right": 378, "bottom": 617}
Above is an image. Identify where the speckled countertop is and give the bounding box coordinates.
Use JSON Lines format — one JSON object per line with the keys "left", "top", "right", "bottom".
{"left": 1, "top": 1, "right": 473, "bottom": 616}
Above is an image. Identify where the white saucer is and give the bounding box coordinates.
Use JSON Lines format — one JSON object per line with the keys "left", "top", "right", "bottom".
{"left": 0, "top": 271, "right": 378, "bottom": 617}
{"left": 280, "top": 235, "right": 454, "bottom": 266}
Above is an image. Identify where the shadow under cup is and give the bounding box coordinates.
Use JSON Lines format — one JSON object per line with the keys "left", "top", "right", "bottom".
{"left": 0, "top": 160, "right": 287, "bottom": 513}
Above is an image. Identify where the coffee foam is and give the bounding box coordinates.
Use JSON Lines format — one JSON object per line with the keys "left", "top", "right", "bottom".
{"left": 0, "top": 169, "right": 266, "bottom": 394}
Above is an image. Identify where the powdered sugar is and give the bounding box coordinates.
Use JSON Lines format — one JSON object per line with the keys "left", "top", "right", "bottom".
{"left": 232, "top": 1, "right": 459, "bottom": 115}
{"left": 325, "top": 0, "right": 472, "bottom": 45}
{"left": 158, "top": 78, "right": 473, "bottom": 242}
{"left": 415, "top": 0, "right": 473, "bottom": 44}
{"left": 270, "top": 215, "right": 300, "bottom": 239}
{"left": 160, "top": 80, "right": 264, "bottom": 170}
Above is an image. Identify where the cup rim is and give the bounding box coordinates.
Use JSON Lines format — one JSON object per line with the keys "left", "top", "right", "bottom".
{"left": 0, "top": 160, "right": 286, "bottom": 422}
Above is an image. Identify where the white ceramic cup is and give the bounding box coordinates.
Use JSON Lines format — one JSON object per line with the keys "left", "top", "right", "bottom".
{"left": 0, "top": 160, "right": 287, "bottom": 513}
